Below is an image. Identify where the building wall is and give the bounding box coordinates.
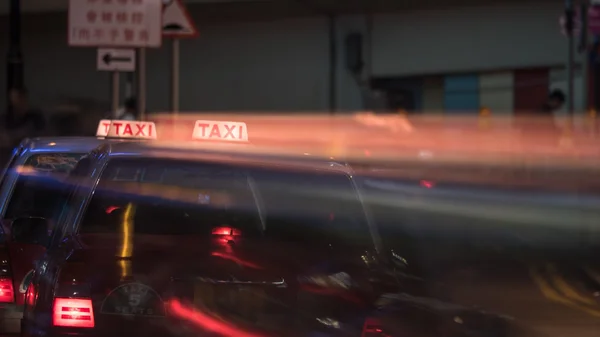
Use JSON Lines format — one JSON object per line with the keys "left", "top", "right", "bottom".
{"left": 0, "top": 11, "right": 330, "bottom": 114}
{"left": 0, "top": 1, "right": 582, "bottom": 114}
{"left": 372, "top": 2, "right": 577, "bottom": 76}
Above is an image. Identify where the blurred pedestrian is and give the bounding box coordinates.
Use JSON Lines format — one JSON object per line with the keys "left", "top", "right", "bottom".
{"left": 4, "top": 88, "right": 46, "bottom": 145}
{"left": 111, "top": 97, "right": 136, "bottom": 120}
{"left": 541, "top": 89, "right": 566, "bottom": 114}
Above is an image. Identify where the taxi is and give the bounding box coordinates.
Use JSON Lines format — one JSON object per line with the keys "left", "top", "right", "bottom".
{"left": 20, "top": 121, "right": 512, "bottom": 337}
{"left": 0, "top": 119, "right": 156, "bottom": 333}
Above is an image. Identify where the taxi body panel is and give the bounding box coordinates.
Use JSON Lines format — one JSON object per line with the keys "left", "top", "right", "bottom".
{"left": 22, "top": 142, "right": 385, "bottom": 337}
{"left": 0, "top": 137, "right": 108, "bottom": 334}
{"left": 21, "top": 142, "right": 515, "bottom": 337}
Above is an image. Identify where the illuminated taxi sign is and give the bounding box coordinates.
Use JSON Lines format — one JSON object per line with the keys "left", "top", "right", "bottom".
{"left": 192, "top": 120, "right": 248, "bottom": 142}
{"left": 97, "top": 120, "right": 157, "bottom": 139}
{"left": 96, "top": 120, "right": 112, "bottom": 137}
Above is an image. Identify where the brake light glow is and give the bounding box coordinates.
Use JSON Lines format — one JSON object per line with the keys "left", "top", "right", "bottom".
{"left": 211, "top": 227, "right": 241, "bottom": 236}
{"left": 0, "top": 278, "right": 14, "bottom": 303}
{"left": 420, "top": 180, "right": 435, "bottom": 188}
{"left": 362, "top": 317, "right": 391, "bottom": 336}
{"left": 52, "top": 298, "right": 95, "bottom": 328}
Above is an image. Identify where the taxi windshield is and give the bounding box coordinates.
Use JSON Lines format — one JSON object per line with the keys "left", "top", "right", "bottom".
{"left": 78, "top": 158, "right": 372, "bottom": 248}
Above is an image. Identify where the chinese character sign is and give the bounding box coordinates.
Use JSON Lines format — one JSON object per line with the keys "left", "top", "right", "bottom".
{"left": 69, "top": 0, "right": 162, "bottom": 47}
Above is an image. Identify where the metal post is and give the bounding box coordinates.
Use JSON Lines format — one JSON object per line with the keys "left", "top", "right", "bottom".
{"left": 137, "top": 48, "right": 146, "bottom": 120}
{"left": 125, "top": 72, "right": 134, "bottom": 98}
{"left": 580, "top": 3, "right": 589, "bottom": 110}
{"left": 566, "top": 0, "right": 575, "bottom": 116}
{"left": 595, "top": 37, "right": 600, "bottom": 111}
{"left": 6, "top": 0, "right": 24, "bottom": 112}
{"left": 111, "top": 72, "right": 120, "bottom": 113}
{"left": 328, "top": 14, "right": 337, "bottom": 114}
{"left": 171, "top": 39, "right": 180, "bottom": 114}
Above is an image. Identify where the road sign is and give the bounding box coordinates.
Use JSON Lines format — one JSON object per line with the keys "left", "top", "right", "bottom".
{"left": 97, "top": 48, "right": 136, "bottom": 71}
{"left": 69, "top": 0, "right": 163, "bottom": 48}
{"left": 162, "top": 0, "right": 198, "bottom": 38}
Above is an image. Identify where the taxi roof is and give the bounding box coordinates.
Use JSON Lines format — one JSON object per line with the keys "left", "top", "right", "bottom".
{"left": 99, "top": 141, "right": 353, "bottom": 175}
{"left": 19, "top": 137, "right": 109, "bottom": 155}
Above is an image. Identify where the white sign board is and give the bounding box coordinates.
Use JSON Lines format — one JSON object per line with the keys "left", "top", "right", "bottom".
{"left": 97, "top": 48, "right": 136, "bottom": 71}
{"left": 98, "top": 120, "right": 157, "bottom": 139}
{"left": 162, "top": 0, "right": 198, "bottom": 38}
{"left": 69, "top": 0, "right": 162, "bottom": 48}
{"left": 192, "top": 120, "right": 248, "bottom": 142}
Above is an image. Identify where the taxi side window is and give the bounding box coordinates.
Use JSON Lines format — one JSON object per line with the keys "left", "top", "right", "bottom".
{"left": 50, "top": 157, "right": 94, "bottom": 246}
{"left": 0, "top": 223, "right": 5, "bottom": 244}
{"left": 251, "top": 168, "right": 372, "bottom": 249}
{"left": 4, "top": 175, "right": 69, "bottom": 221}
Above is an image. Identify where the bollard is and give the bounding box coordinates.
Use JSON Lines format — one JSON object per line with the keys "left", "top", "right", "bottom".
{"left": 588, "top": 109, "right": 597, "bottom": 137}
{"left": 478, "top": 107, "right": 491, "bottom": 130}
{"left": 559, "top": 122, "right": 574, "bottom": 148}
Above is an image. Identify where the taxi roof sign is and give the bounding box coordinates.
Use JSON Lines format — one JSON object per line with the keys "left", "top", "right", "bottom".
{"left": 192, "top": 120, "right": 248, "bottom": 142}
{"left": 97, "top": 120, "right": 113, "bottom": 137}
{"left": 97, "top": 120, "right": 157, "bottom": 139}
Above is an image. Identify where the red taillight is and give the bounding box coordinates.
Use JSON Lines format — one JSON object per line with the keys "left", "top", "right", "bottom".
{"left": 0, "top": 277, "right": 14, "bottom": 303}
{"left": 362, "top": 318, "right": 391, "bottom": 337}
{"left": 52, "top": 298, "right": 95, "bottom": 328}
{"left": 211, "top": 227, "right": 241, "bottom": 236}
{"left": 420, "top": 180, "right": 435, "bottom": 188}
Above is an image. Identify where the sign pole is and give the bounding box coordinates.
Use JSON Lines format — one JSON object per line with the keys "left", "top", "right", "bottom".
{"left": 566, "top": 0, "right": 575, "bottom": 116}
{"left": 137, "top": 48, "right": 147, "bottom": 120}
{"left": 111, "top": 71, "right": 120, "bottom": 113}
{"left": 125, "top": 72, "right": 134, "bottom": 98}
{"left": 171, "top": 39, "right": 180, "bottom": 114}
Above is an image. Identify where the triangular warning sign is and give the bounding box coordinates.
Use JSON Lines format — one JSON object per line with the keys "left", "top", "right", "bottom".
{"left": 162, "top": 0, "right": 198, "bottom": 38}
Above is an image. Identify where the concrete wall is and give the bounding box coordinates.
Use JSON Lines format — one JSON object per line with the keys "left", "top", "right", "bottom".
{"left": 372, "top": 2, "right": 574, "bottom": 76}
{"left": 0, "top": 1, "right": 572, "bottom": 114}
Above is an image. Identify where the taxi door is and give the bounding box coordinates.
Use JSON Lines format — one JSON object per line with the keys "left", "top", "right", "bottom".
{"left": 3, "top": 217, "right": 48, "bottom": 305}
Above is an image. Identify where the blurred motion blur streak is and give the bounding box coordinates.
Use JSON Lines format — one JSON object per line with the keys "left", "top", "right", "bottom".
{"left": 530, "top": 265, "right": 600, "bottom": 318}
{"left": 167, "top": 298, "right": 268, "bottom": 337}
{"left": 119, "top": 203, "right": 135, "bottom": 279}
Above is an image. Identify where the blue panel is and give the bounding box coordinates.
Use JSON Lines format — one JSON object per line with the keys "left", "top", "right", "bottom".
{"left": 443, "top": 74, "right": 479, "bottom": 112}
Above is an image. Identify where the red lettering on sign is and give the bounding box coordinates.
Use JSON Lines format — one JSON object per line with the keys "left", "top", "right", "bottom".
{"left": 135, "top": 124, "right": 146, "bottom": 136}
{"left": 101, "top": 12, "right": 113, "bottom": 23}
{"left": 123, "top": 124, "right": 134, "bottom": 136}
{"left": 102, "top": 122, "right": 111, "bottom": 134}
{"left": 94, "top": 28, "right": 104, "bottom": 39}
{"left": 112, "top": 123, "right": 123, "bottom": 135}
{"left": 223, "top": 124, "right": 235, "bottom": 139}
{"left": 196, "top": 123, "right": 209, "bottom": 137}
{"left": 209, "top": 125, "right": 221, "bottom": 138}
{"left": 78, "top": 29, "right": 90, "bottom": 39}
{"left": 124, "top": 29, "right": 135, "bottom": 42}
{"left": 87, "top": 11, "right": 97, "bottom": 23}
{"left": 139, "top": 29, "right": 149, "bottom": 42}
{"left": 116, "top": 12, "right": 127, "bottom": 23}
{"left": 110, "top": 29, "right": 119, "bottom": 41}
{"left": 238, "top": 125, "right": 244, "bottom": 139}
{"left": 131, "top": 12, "right": 144, "bottom": 24}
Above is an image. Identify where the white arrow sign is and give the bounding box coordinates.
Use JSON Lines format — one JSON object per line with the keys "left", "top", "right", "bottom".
{"left": 97, "top": 48, "right": 136, "bottom": 72}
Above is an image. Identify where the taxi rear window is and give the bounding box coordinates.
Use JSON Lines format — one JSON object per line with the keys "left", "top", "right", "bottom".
{"left": 79, "top": 158, "right": 261, "bottom": 237}
{"left": 23, "top": 153, "right": 86, "bottom": 174}
{"left": 78, "top": 158, "right": 373, "bottom": 248}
